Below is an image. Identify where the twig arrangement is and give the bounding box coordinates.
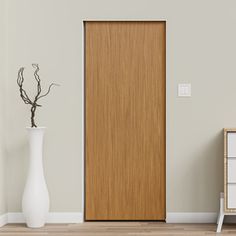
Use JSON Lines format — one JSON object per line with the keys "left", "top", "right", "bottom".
{"left": 17, "top": 64, "right": 59, "bottom": 128}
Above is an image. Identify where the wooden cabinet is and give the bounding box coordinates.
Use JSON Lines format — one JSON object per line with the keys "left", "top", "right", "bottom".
{"left": 224, "top": 129, "right": 236, "bottom": 212}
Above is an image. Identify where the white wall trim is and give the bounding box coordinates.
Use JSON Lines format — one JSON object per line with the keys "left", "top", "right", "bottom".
{"left": 46, "top": 212, "right": 83, "bottom": 223}
{"left": 0, "top": 212, "right": 83, "bottom": 226}
{"left": 166, "top": 212, "right": 218, "bottom": 223}
{"left": 0, "top": 214, "right": 8, "bottom": 227}
{"left": 3, "top": 211, "right": 234, "bottom": 225}
{"left": 7, "top": 212, "right": 24, "bottom": 223}
{"left": 81, "top": 20, "right": 85, "bottom": 223}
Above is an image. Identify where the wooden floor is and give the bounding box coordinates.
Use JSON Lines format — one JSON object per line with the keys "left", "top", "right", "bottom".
{"left": 0, "top": 222, "right": 235, "bottom": 235}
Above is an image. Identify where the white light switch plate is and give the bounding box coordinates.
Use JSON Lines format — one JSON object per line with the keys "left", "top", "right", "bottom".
{"left": 178, "top": 83, "right": 191, "bottom": 97}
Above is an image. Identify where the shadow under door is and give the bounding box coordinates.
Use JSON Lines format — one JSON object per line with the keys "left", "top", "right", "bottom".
{"left": 85, "top": 21, "right": 166, "bottom": 220}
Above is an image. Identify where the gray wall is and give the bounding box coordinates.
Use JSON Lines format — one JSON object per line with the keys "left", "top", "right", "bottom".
{"left": 4, "top": 0, "right": 236, "bottom": 214}
{"left": 0, "top": 0, "right": 7, "bottom": 216}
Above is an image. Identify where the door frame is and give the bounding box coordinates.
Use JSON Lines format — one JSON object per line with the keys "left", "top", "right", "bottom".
{"left": 82, "top": 19, "right": 168, "bottom": 222}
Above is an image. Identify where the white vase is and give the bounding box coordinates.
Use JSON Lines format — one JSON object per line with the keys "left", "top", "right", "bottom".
{"left": 22, "top": 127, "right": 49, "bottom": 228}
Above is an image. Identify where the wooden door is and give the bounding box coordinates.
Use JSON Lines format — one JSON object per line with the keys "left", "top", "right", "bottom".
{"left": 85, "top": 21, "right": 166, "bottom": 220}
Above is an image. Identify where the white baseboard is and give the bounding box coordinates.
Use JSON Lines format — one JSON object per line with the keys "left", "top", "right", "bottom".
{"left": 0, "top": 214, "right": 8, "bottom": 227}
{"left": 7, "top": 212, "right": 25, "bottom": 223}
{"left": 47, "top": 212, "right": 83, "bottom": 223}
{"left": 2, "top": 211, "right": 236, "bottom": 226}
{"left": 166, "top": 212, "right": 236, "bottom": 223}
{"left": 166, "top": 212, "right": 218, "bottom": 223}
{"left": 0, "top": 212, "right": 83, "bottom": 226}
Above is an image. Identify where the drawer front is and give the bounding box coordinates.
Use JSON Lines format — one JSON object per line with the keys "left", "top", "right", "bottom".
{"left": 228, "top": 184, "right": 236, "bottom": 209}
{"left": 228, "top": 159, "right": 236, "bottom": 183}
{"left": 228, "top": 133, "right": 236, "bottom": 157}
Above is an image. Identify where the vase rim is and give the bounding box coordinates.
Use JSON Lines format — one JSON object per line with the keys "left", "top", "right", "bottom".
{"left": 26, "top": 127, "right": 46, "bottom": 130}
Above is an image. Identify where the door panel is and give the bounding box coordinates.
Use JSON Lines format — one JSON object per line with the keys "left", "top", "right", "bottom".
{"left": 228, "top": 159, "right": 236, "bottom": 183}
{"left": 227, "top": 133, "right": 236, "bottom": 157}
{"left": 228, "top": 184, "right": 236, "bottom": 208}
{"left": 85, "top": 21, "right": 166, "bottom": 220}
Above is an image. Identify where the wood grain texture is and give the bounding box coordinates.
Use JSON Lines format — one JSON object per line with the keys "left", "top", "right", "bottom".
{"left": 0, "top": 222, "right": 235, "bottom": 235}
{"left": 85, "top": 21, "right": 166, "bottom": 220}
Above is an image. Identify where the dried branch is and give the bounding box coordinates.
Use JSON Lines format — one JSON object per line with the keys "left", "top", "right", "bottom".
{"left": 17, "top": 68, "right": 33, "bottom": 105}
{"left": 38, "top": 83, "right": 60, "bottom": 100}
{"left": 17, "top": 64, "right": 59, "bottom": 128}
{"left": 32, "top": 64, "right": 42, "bottom": 101}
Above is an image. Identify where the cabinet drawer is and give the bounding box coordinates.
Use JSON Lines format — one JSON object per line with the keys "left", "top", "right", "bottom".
{"left": 228, "top": 184, "right": 236, "bottom": 208}
{"left": 227, "top": 133, "right": 236, "bottom": 157}
{"left": 228, "top": 159, "right": 236, "bottom": 183}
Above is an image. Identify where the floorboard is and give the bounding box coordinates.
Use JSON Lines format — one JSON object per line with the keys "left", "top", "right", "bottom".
{"left": 0, "top": 222, "right": 234, "bottom": 235}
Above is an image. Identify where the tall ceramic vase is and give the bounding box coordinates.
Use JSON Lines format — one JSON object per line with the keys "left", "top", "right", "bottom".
{"left": 22, "top": 127, "right": 49, "bottom": 228}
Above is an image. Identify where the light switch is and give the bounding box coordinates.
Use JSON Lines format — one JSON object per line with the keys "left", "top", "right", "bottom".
{"left": 178, "top": 83, "right": 191, "bottom": 97}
